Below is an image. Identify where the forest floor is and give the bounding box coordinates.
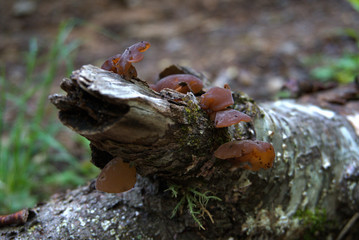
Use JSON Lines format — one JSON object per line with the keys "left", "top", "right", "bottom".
{"left": 1, "top": 0, "right": 358, "bottom": 100}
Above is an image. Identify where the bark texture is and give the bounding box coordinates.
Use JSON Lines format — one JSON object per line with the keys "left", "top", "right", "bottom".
{"left": 1, "top": 65, "right": 359, "bottom": 240}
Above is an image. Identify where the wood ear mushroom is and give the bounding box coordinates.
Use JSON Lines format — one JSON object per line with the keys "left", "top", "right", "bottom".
{"left": 214, "top": 140, "right": 275, "bottom": 171}
{"left": 101, "top": 41, "right": 150, "bottom": 80}
{"left": 95, "top": 157, "right": 136, "bottom": 193}
{"left": 213, "top": 109, "right": 251, "bottom": 128}
{"left": 199, "top": 86, "right": 234, "bottom": 112}
{"left": 150, "top": 74, "right": 203, "bottom": 94}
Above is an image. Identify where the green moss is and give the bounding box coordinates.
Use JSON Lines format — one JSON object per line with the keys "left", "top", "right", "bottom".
{"left": 184, "top": 104, "right": 201, "bottom": 123}
{"left": 293, "top": 208, "right": 328, "bottom": 240}
{"left": 178, "top": 96, "right": 233, "bottom": 157}
{"left": 165, "top": 184, "right": 221, "bottom": 230}
{"left": 178, "top": 105, "right": 209, "bottom": 151}
{"left": 178, "top": 125, "right": 202, "bottom": 149}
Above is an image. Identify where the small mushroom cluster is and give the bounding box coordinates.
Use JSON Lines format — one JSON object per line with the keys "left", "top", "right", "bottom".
{"left": 198, "top": 84, "right": 275, "bottom": 171}
{"left": 149, "top": 75, "right": 275, "bottom": 172}
{"left": 199, "top": 84, "right": 252, "bottom": 128}
{"left": 101, "top": 41, "right": 151, "bottom": 80}
{"left": 97, "top": 41, "right": 275, "bottom": 193}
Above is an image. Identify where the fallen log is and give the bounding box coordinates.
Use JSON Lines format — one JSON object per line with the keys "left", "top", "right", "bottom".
{"left": 1, "top": 64, "right": 358, "bottom": 239}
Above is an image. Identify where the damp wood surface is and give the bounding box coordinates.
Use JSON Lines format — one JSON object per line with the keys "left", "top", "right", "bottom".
{"left": 1, "top": 65, "right": 359, "bottom": 239}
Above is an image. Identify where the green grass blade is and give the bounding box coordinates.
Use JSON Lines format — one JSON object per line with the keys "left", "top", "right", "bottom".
{"left": 0, "top": 20, "right": 88, "bottom": 213}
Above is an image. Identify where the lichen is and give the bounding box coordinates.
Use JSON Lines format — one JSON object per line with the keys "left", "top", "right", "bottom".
{"left": 28, "top": 222, "right": 43, "bottom": 234}
{"left": 242, "top": 206, "right": 292, "bottom": 236}
{"left": 91, "top": 216, "right": 100, "bottom": 224}
{"left": 56, "top": 220, "right": 68, "bottom": 233}
{"left": 79, "top": 217, "right": 86, "bottom": 227}
{"left": 110, "top": 229, "right": 116, "bottom": 236}
{"left": 101, "top": 219, "right": 112, "bottom": 231}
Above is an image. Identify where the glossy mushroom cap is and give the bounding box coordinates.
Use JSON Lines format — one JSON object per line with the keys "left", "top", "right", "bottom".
{"left": 118, "top": 41, "right": 151, "bottom": 76}
{"left": 214, "top": 109, "right": 252, "bottom": 128}
{"left": 214, "top": 140, "right": 275, "bottom": 171}
{"left": 95, "top": 157, "right": 136, "bottom": 193}
{"left": 151, "top": 74, "right": 203, "bottom": 94}
{"left": 101, "top": 53, "right": 138, "bottom": 77}
{"left": 199, "top": 86, "right": 234, "bottom": 112}
{"left": 100, "top": 41, "right": 150, "bottom": 79}
{"left": 126, "top": 41, "right": 151, "bottom": 63}
{"left": 101, "top": 53, "right": 122, "bottom": 72}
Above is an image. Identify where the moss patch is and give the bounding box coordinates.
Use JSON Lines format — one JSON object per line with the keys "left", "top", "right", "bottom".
{"left": 165, "top": 183, "right": 221, "bottom": 230}
{"left": 293, "top": 208, "right": 332, "bottom": 240}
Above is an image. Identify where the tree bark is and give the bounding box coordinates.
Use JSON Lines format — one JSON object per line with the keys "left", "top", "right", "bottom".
{"left": 1, "top": 65, "right": 359, "bottom": 240}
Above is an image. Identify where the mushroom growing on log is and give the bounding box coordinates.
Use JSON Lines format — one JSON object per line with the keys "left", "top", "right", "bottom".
{"left": 213, "top": 109, "right": 252, "bottom": 128}
{"left": 41, "top": 64, "right": 359, "bottom": 239}
{"left": 2, "top": 42, "right": 358, "bottom": 238}
{"left": 95, "top": 157, "right": 136, "bottom": 193}
{"left": 150, "top": 74, "right": 204, "bottom": 94}
{"left": 214, "top": 140, "right": 275, "bottom": 171}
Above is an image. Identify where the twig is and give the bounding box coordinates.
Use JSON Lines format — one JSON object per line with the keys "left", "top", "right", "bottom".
{"left": 336, "top": 212, "right": 359, "bottom": 240}
{"left": 0, "top": 209, "right": 29, "bottom": 228}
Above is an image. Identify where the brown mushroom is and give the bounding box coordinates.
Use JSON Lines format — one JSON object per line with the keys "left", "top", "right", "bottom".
{"left": 150, "top": 74, "right": 203, "bottom": 94}
{"left": 214, "top": 140, "right": 275, "bottom": 171}
{"left": 95, "top": 157, "right": 136, "bottom": 193}
{"left": 101, "top": 53, "right": 122, "bottom": 73}
{"left": 214, "top": 109, "right": 252, "bottom": 128}
{"left": 199, "top": 86, "right": 234, "bottom": 112}
{"left": 100, "top": 41, "right": 150, "bottom": 80}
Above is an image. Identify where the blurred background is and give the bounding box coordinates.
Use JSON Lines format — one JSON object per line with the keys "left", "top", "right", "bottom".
{"left": 0, "top": 0, "right": 358, "bottom": 214}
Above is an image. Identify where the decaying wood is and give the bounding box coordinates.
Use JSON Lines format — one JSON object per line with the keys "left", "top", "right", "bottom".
{"left": 51, "top": 65, "right": 231, "bottom": 180}
{"left": 1, "top": 65, "right": 359, "bottom": 239}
